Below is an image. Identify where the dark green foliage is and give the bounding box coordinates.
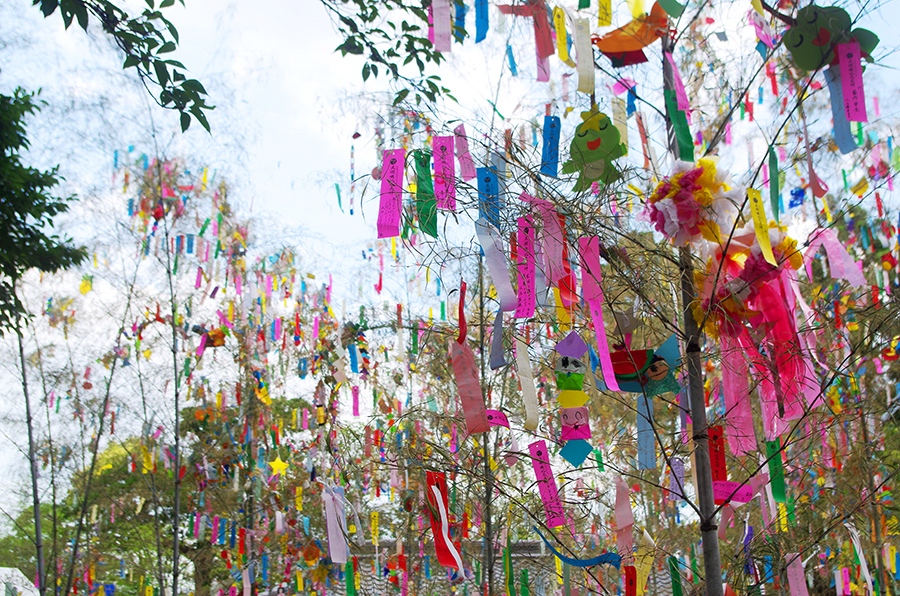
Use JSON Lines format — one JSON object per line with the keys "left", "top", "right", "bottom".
{"left": 32, "top": 0, "right": 213, "bottom": 131}
{"left": 0, "top": 89, "right": 87, "bottom": 333}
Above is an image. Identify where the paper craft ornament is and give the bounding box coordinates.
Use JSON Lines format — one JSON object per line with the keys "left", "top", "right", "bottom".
{"left": 554, "top": 332, "right": 593, "bottom": 466}
{"left": 561, "top": 104, "right": 627, "bottom": 191}
{"left": 783, "top": 5, "right": 878, "bottom": 72}
{"left": 602, "top": 334, "right": 681, "bottom": 398}
{"left": 593, "top": 2, "right": 668, "bottom": 66}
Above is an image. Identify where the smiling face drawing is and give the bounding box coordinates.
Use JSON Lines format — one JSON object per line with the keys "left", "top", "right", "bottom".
{"left": 783, "top": 5, "right": 879, "bottom": 71}
{"left": 560, "top": 406, "right": 591, "bottom": 440}
{"left": 561, "top": 106, "right": 627, "bottom": 191}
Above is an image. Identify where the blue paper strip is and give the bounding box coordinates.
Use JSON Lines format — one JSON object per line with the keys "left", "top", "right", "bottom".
{"left": 475, "top": 0, "right": 488, "bottom": 42}
{"left": 477, "top": 167, "right": 501, "bottom": 229}
{"left": 348, "top": 343, "right": 359, "bottom": 373}
{"left": 824, "top": 66, "right": 856, "bottom": 154}
{"left": 540, "top": 115, "right": 561, "bottom": 177}
{"left": 506, "top": 44, "right": 518, "bottom": 76}
{"left": 455, "top": 1, "right": 467, "bottom": 42}
{"left": 489, "top": 310, "right": 506, "bottom": 370}
{"left": 637, "top": 394, "right": 655, "bottom": 469}
{"left": 534, "top": 527, "right": 621, "bottom": 569}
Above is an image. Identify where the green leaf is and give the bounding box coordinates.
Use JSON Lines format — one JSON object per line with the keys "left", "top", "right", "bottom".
{"left": 392, "top": 88, "right": 409, "bottom": 106}
{"left": 362, "top": 63, "right": 370, "bottom": 81}
{"left": 123, "top": 55, "right": 140, "bottom": 69}
{"left": 180, "top": 111, "right": 191, "bottom": 132}
{"left": 153, "top": 60, "right": 169, "bottom": 87}
{"left": 160, "top": 0, "right": 175, "bottom": 7}
{"left": 158, "top": 41, "right": 176, "bottom": 53}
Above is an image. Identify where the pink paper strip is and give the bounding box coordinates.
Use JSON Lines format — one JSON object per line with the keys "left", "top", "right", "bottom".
{"left": 450, "top": 341, "right": 490, "bottom": 434}
{"left": 520, "top": 192, "right": 565, "bottom": 287}
{"left": 195, "top": 266, "right": 203, "bottom": 289}
{"left": 838, "top": 41, "right": 867, "bottom": 122}
{"left": 196, "top": 333, "right": 207, "bottom": 358}
{"left": 579, "top": 236, "right": 621, "bottom": 391}
{"left": 432, "top": 0, "right": 452, "bottom": 52}
{"left": 352, "top": 386, "right": 360, "bottom": 416}
{"left": 377, "top": 149, "right": 405, "bottom": 238}
{"left": 785, "top": 554, "right": 809, "bottom": 596}
{"left": 537, "top": 52, "right": 550, "bottom": 82}
{"left": 433, "top": 136, "right": 456, "bottom": 209}
{"left": 665, "top": 52, "right": 690, "bottom": 111}
{"left": 712, "top": 480, "right": 754, "bottom": 503}
{"left": 529, "top": 440, "right": 566, "bottom": 528}
{"left": 453, "top": 125, "right": 477, "bottom": 180}
{"left": 804, "top": 229, "right": 867, "bottom": 286}
{"left": 515, "top": 216, "right": 537, "bottom": 318}
{"left": 485, "top": 409, "right": 510, "bottom": 428}
{"left": 720, "top": 336, "right": 756, "bottom": 455}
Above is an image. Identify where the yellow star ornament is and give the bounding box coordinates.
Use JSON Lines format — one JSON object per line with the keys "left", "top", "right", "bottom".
{"left": 269, "top": 455, "right": 289, "bottom": 477}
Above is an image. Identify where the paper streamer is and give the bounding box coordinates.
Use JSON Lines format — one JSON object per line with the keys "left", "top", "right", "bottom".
{"left": 516, "top": 338, "right": 540, "bottom": 430}
{"left": 450, "top": 340, "right": 490, "bottom": 434}
{"left": 803, "top": 228, "right": 867, "bottom": 287}
{"left": 553, "top": 8, "right": 570, "bottom": 63}
{"left": 426, "top": 472, "right": 464, "bottom": 570}
{"left": 432, "top": 0, "right": 452, "bottom": 52}
{"left": 712, "top": 480, "right": 753, "bottom": 503}
{"left": 838, "top": 41, "right": 867, "bottom": 122}
{"left": 636, "top": 394, "right": 655, "bottom": 469}
{"left": 765, "top": 439, "right": 786, "bottom": 503}
{"left": 433, "top": 136, "right": 457, "bottom": 209}
{"left": 323, "top": 484, "right": 350, "bottom": 564}
{"left": 708, "top": 425, "right": 727, "bottom": 483}
{"left": 475, "top": 218, "right": 518, "bottom": 310}
{"left": 529, "top": 440, "right": 566, "bottom": 528}
{"left": 453, "top": 124, "right": 477, "bottom": 180}
{"left": 533, "top": 527, "right": 622, "bottom": 568}
{"left": 579, "top": 236, "right": 620, "bottom": 391}
{"left": 477, "top": 167, "right": 501, "bottom": 229}
{"left": 574, "top": 17, "right": 595, "bottom": 94}
{"left": 486, "top": 409, "right": 511, "bottom": 427}
{"left": 377, "top": 149, "right": 405, "bottom": 238}
{"left": 515, "top": 216, "right": 537, "bottom": 319}
{"left": 747, "top": 189, "right": 777, "bottom": 266}
{"left": 475, "top": 0, "right": 488, "bottom": 42}
{"left": 824, "top": 66, "right": 857, "bottom": 154}
{"left": 598, "top": 0, "right": 612, "bottom": 25}
{"left": 490, "top": 310, "right": 507, "bottom": 369}
{"left": 784, "top": 554, "right": 809, "bottom": 596}
{"left": 664, "top": 52, "right": 690, "bottom": 111}
{"left": 540, "top": 115, "right": 561, "bottom": 177}
{"left": 520, "top": 193, "right": 565, "bottom": 288}
{"left": 413, "top": 150, "right": 438, "bottom": 237}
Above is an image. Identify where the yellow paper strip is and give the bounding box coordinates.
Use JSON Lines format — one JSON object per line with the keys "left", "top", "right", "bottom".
{"left": 553, "top": 8, "right": 570, "bottom": 63}
{"left": 748, "top": 189, "right": 777, "bottom": 266}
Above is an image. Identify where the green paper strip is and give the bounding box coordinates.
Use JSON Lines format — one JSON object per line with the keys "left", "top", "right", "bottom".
{"left": 578, "top": 0, "right": 590, "bottom": 8}
{"left": 563, "top": 562, "right": 571, "bottom": 596}
{"left": 345, "top": 561, "right": 357, "bottom": 596}
{"left": 414, "top": 150, "right": 437, "bottom": 238}
{"left": 659, "top": 0, "right": 686, "bottom": 17}
{"left": 664, "top": 90, "right": 694, "bottom": 161}
{"left": 504, "top": 535, "right": 518, "bottom": 596}
{"left": 765, "top": 438, "right": 787, "bottom": 503}
{"left": 768, "top": 147, "right": 780, "bottom": 223}
{"left": 521, "top": 569, "right": 530, "bottom": 596}
{"left": 669, "top": 557, "right": 683, "bottom": 596}
{"left": 690, "top": 545, "right": 699, "bottom": 584}
{"left": 857, "top": 122, "right": 864, "bottom": 146}
{"left": 594, "top": 448, "right": 605, "bottom": 472}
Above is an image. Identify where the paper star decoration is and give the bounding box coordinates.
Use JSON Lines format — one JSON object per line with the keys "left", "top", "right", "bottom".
{"left": 269, "top": 455, "right": 289, "bottom": 476}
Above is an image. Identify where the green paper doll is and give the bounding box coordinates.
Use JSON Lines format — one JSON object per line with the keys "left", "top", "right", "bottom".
{"left": 783, "top": 4, "right": 879, "bottom": 71}
{"left": 561, "top": 104, "right": 627, "bottom": 192}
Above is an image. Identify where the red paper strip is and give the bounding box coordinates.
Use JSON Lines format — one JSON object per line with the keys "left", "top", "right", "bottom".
{"left": 450, "top": 340, "right": 490, "bottom": 434}
{"left": 425, "top": 471, "right": 463, "bottom": 569}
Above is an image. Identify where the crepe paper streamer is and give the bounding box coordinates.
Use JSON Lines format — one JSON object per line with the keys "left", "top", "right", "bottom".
{"left": 490, "top": 310, "right": 507, "bottom": 369}
{"left": 520, "top": 193, "right": 565, "bottom": 287}
{"left": 553, "top": 8, "right": 570, "bottom": 63}
{"left": 712, "top": 480, "right": 753, "bottom": 504}
{"left": 515, "top": 216, "right": 537, "bottom": 318}
{"left": 572, "top": 18, "right": 595, "bottom": 94}
{"left": 412, "top": 150, "right": 438, "bottom": 238}
{"left": 636, "top": 394, "right": 655, "bottom": 469}
{"left": 485, "top": 409, "right": 511, "bottom": 427}
{"left": 838, "top": 41, "right": 867, "bottom": 122}
{"left": 765, "top": 439, "right": 786, "bottom": 503}
{"left": 451, "top": 341, "right": 490, "bottom": 434}
{"left": 529, "top": 440, "right": 566, "bottom": 528}
{"left": 560, "top": 439, "right": 593, "bottom": 466}
{"left": 540, "top": 116, "right": 561, "bottom": 177}
{"left": 803, "top": 228, "right": 867, "bottom": 287}
{"left": 426, "top": 471, "right": 464, "bottom": 570}
{"left": 708, "top": 425, "right": 727, "bottom": 483}
{"left": 377, "top": 149, "right": 405, "bottom": 238}
{"left": 477, "top": 167, "right": 502, "bottom": 229}
{"left": 663, "top": 90, "right": 693, "bottom": 161}
{"left": 824, "top": 66, "right": 857, "bottom": 154}
{"left": 475, "top": 0, "right": 488, "bottom": 42}
{"left": 579, "top": 236, "right": 621, "bottom": 392}
{"left": 432, "top": 0, "right": 452, "bottom": 52}
{"left": 768, "top": 148, "right": 780, "bottom": 223}
{"left": 782, "top": 554, "right": 809, "bottom": 596}
{"left": 453, "top": 125, "right": 477, "bottom": 180}
{"left": 847, "top": 524, "right": 874, "bottom": 594}
{"left": 476, "top": 218, "right": 519, "bottom": 310}
{"left": 433, "top": 136, "right": 456, "bottom": 210}
{"left": 747, "top": 189, "right": 777, "bottom": 267}
{"left": 513, "top": 338, "right": 540, "bottom": 431}
{"left": 664, "top": 52, "right": 689, "bottom": 111}
{"left": 720, "top": 336, "right": 757, "bottom": 456}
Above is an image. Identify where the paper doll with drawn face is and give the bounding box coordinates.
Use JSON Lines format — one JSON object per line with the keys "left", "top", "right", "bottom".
{"left": 560, "top": 406, "right": 591, "bottom": 440}
{"left": 555, "top": 355, "right": 587, "bottom": 390}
